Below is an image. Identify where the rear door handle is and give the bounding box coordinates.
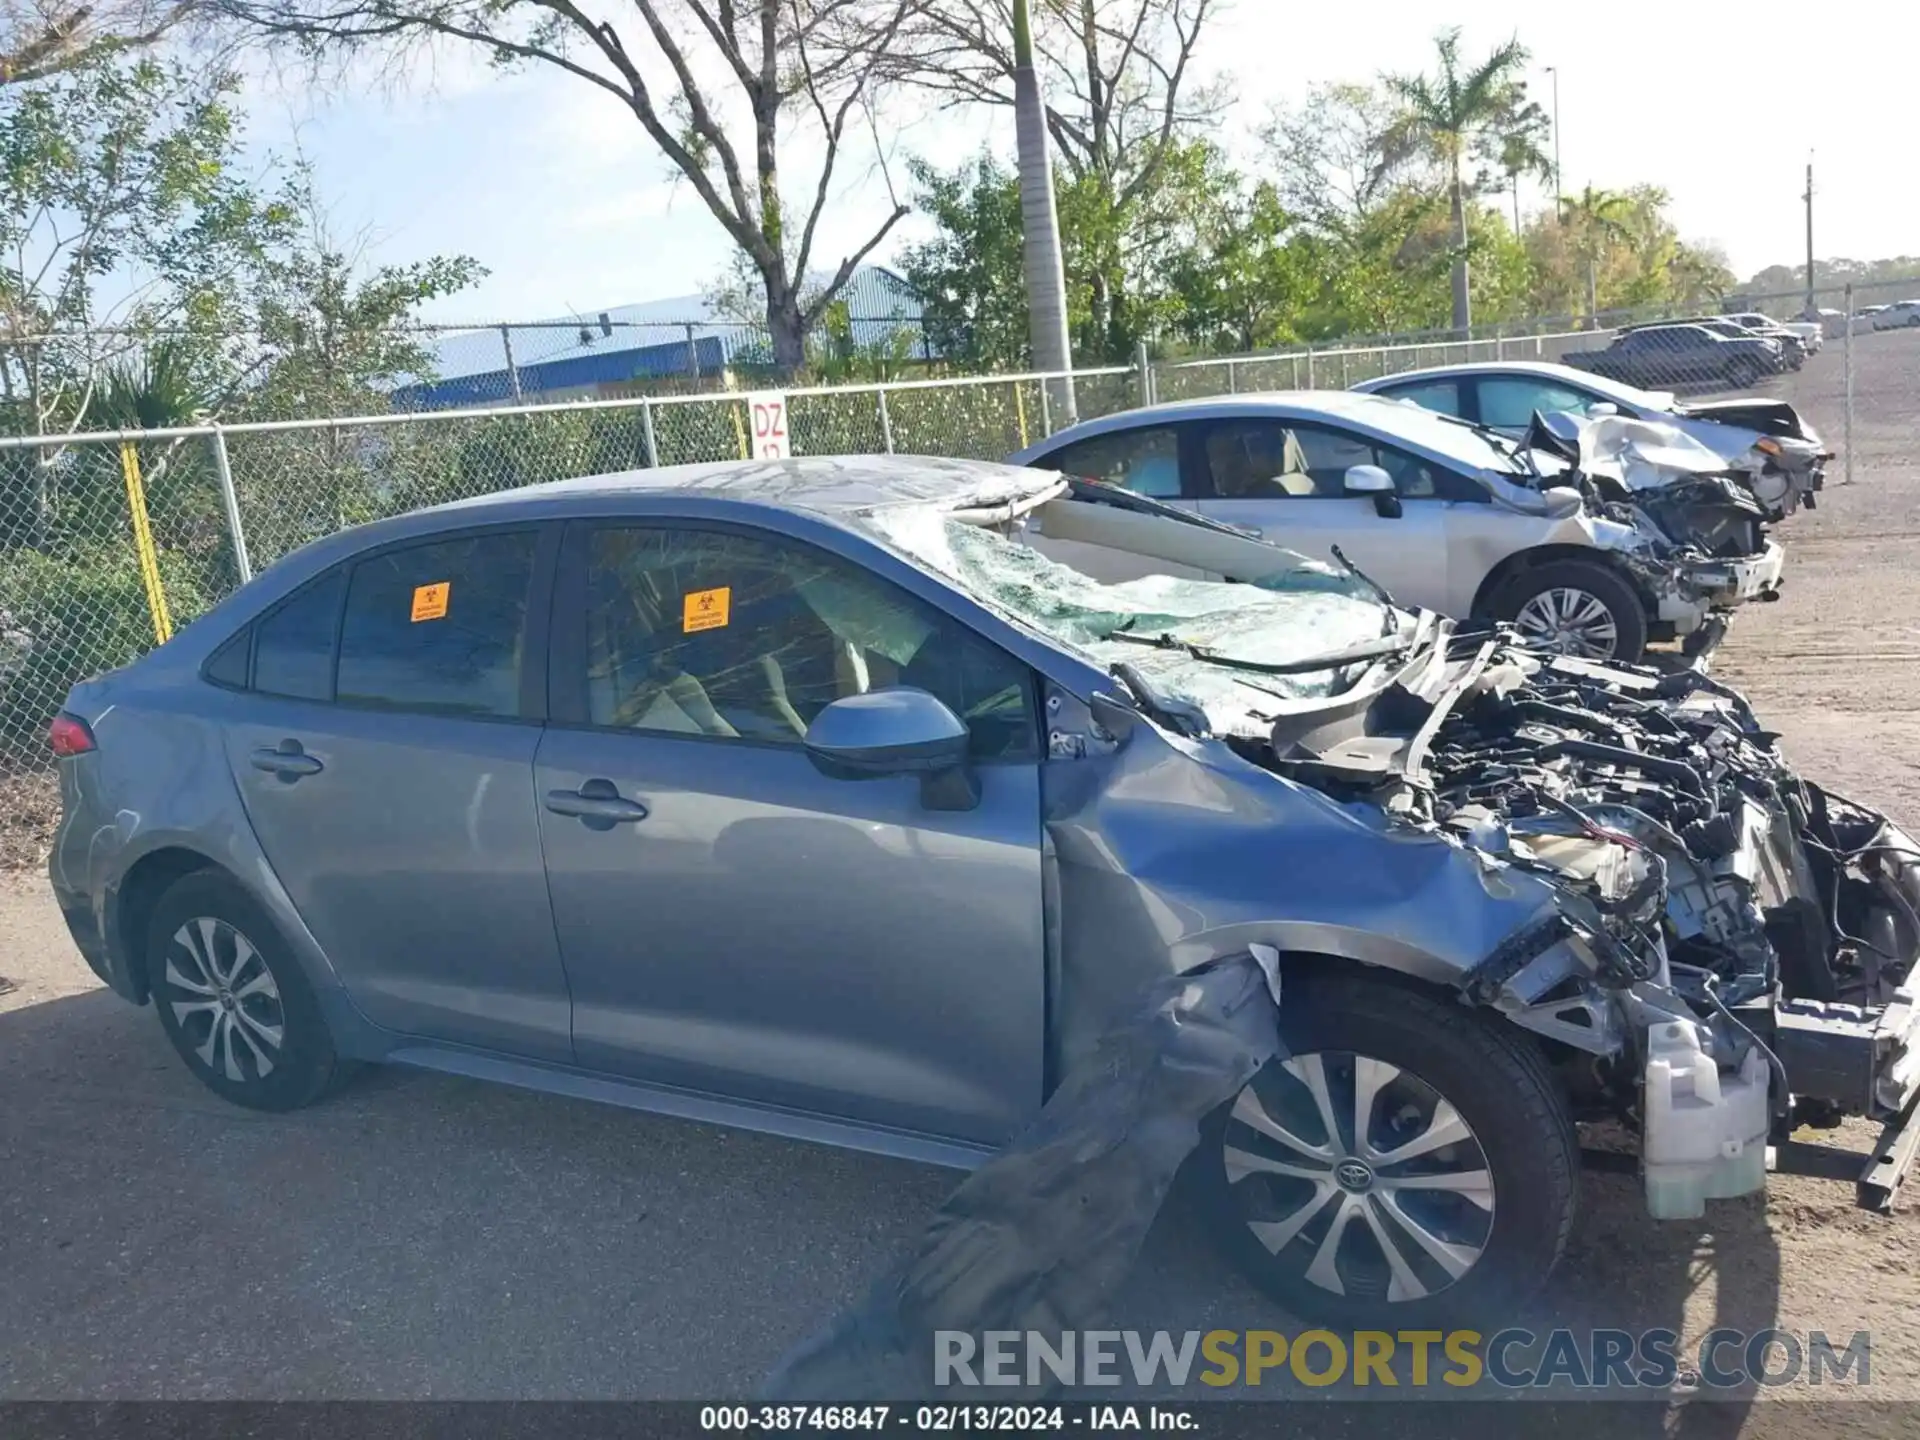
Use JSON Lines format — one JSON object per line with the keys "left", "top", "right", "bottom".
{"left": 250, "top": 741, "right": 323, "bottom": 780}
{"left": 545, "top": 778, "right": 649, "bottom": 825}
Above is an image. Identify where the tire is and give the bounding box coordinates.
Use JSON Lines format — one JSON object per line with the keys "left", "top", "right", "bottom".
{"left": 146, "top": 871, "right": 342, "bottom": 1111}
{"left": 1492, "top": 558, "right": 1649, "bottom": 663}
{"left": 1193, "top": 972, "right": 1578, "bottom": 1328}
{"left": 1727, "top": 356, "right": 1764, "bottom": 388}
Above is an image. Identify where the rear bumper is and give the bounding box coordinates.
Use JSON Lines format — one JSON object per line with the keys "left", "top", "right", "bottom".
{"left": 48, "top": 858, "right": 141, "bottom": 1001}
{"left": 47, "top": 764, "right": 146, "bottom": 1004}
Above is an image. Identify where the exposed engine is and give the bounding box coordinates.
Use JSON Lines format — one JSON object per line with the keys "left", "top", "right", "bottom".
{"left": 1255, "top": 625, "right": 1920, "bottom": 1214}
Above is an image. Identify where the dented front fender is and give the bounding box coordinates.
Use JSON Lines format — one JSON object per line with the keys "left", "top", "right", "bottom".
{"left": 1041, "top": 709, "right": 1570, "bottom": 1079}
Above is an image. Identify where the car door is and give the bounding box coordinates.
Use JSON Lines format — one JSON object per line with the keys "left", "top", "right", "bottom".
{"left": 222, "top": 524, "right": 575, "bottom": 1062}
{"left": 1666, "top": 330, "right": 1715, "bottom": 385}
{"left": 533, "top": 518, "right": 1047, "bottom": 1147}
{"left": 1020, "top": 423, "right": 1217, "bottom": 582}
{"left": 1190, "top": 417, "right": 1458, "bottom": 613}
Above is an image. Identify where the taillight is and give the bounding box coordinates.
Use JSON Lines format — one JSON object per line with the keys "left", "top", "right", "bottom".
{"left": 49, "top": 712, "right": 95, "bottom": 757}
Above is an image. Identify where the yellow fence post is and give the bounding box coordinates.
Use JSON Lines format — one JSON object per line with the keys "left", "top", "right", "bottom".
{"left": 732, "top": 401, "right": 750, "bottom": 459}
{"left": 1014, "top": 381, "right": 1030, "bottom": 450}
{"left": 119, "top": 441, "right": 172, "bottom": 644}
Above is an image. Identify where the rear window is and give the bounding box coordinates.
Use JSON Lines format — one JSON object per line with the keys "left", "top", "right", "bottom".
{"left": 335, "top": 532, "right": 537, "bottom": 717}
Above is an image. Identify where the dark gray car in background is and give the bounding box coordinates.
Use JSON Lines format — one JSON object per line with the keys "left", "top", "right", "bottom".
{"left": 47, "top": 458, "right": 1920, "bottom": 1324}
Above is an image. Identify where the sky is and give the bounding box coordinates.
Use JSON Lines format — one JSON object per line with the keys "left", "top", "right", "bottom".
{"left": 237, "top": 2, "right": 1920, "bottom": 326}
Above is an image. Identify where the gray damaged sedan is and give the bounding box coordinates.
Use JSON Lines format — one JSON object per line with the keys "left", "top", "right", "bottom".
{"left": 48, "top": 458, "right": 1920, "bottom": 1324}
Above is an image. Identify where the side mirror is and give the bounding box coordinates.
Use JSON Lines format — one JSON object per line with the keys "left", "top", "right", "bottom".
{"left": 1344, "top": 464, "right": 1401, "bottom": 519}
{"left": 804, "top": 687, "right": 978, "bottom": 811}
{"left": 1586, "top": 402, "right": 1619, "bottom": 418}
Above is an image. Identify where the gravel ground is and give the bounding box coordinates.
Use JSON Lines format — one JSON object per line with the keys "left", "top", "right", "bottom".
{"left": 3, "top": 333, "right": 1920, "bottom": 1432}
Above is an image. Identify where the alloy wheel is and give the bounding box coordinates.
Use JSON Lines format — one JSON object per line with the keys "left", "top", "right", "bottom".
{"left": 1221, "top": 1051, "right": 1496, "bottom": 1304}
{"left": 160, "top": 916, "right": 286, "bottom": 1084}
{"left": 1512, "top": 586, "right": 1619, "bottom": 658}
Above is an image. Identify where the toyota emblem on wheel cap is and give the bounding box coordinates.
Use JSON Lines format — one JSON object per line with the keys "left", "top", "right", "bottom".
{"left": 1335, "top": 1159, "right": 1374, "bottom": 1192}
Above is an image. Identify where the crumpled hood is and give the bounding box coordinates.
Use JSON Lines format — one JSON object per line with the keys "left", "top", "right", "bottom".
{"left": 1575, "top": 414, "right": 1747, "bottom": 492}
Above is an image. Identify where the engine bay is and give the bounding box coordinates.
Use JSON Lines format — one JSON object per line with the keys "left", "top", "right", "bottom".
{"left": 1253, "top": 628, "right": 1920, "bottom": 1212}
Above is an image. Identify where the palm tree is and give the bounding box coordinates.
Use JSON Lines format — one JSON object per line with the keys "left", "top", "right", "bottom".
{"left": 1493, "top": 96, "right": 1553, "bottom": 234}
{"left": 1379, "top": 28, "right": 1535, "bottom": 334}
{"left": 1561, "top": 184, "right": 1637, "bottom": 323}
{"left": 1013, "top": 0, "right": 1075, "bottom": 423}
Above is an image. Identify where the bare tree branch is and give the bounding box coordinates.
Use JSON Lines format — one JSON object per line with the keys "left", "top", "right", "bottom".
{"left": 212, "top": 0, "right": 930, "bottom": 370}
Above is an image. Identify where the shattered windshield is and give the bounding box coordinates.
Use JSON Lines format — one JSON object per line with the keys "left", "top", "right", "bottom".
{"left": 856, "top": 504, "right": 1406, "bottom": 735}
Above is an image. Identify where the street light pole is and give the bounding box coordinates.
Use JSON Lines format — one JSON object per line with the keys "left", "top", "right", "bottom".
{"left": 1547, "top": 65, "right": 1562, "bottom": 219}
{"left": 1803, "top": 156, "right": 1816, "bottom": 314}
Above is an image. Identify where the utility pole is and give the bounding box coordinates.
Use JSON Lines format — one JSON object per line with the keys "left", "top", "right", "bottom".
{"left": 1803, "top": 156, "right": 1816, "bottom": 314}
{"left": 1547, "top": 66, "right": 1562, "bottom": 220}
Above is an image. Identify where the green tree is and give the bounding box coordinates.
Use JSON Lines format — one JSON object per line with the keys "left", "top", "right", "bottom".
{"left": 1377, "top": 27, "right": 1536, "bottom": 333}
{"left": 899, "top": 154, "right": 1036, "bottom": 369}
{"left": 1157, "top": 168, "right": 1319, "bottom": 354}
{"left": 0, "top": 56, "right": 292, "bottom": 439}
{"left": 901, "top": 139, "right": 1257, "bottom": 366}
{"left": 904, "top": 0, "right": 1223, "bottom": 360}
{"left": 241, "top": 172, "right": 485, "bottom": 422}
{"left": 1744, "top": 255, "right": 1920, "bottom": 295}
{"left": 1262, "top": 82, "right": 1403, "bottom": 235}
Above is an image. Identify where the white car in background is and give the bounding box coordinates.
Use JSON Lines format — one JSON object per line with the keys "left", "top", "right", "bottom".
{"left": 1872, "top": 301, "right": 1920, "bottom": 330}
{"left": 1351, "top": 361, "right": 1829, "bottom": 517}
{"left": 1723, "top": 311, "right": 1822, "bottom": 354}
{"left": 1010, "top": 392, "right": 1784, "bottom": 663}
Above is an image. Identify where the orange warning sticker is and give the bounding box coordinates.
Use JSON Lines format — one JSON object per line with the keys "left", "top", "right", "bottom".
{"left": 683, "top": 586, "right": 731, "bottom": 632}
{"left": 411, "top": 582, "right": 451, "bottom": 622}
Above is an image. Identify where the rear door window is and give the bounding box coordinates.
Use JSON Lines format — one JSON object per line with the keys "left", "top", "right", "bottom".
{"left": 335, "top": 532, "right": 539, "bottom": 717}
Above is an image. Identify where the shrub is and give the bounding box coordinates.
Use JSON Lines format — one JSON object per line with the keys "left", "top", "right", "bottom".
{"left": 0, "top": 544, "right": 211, "bottom": 766}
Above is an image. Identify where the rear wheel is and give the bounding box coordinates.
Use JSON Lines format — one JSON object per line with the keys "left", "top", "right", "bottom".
{"left": 1194, "top": 974, "right": 1578, "bottom": 1327}
{"left": 146, "top": 871, "right": 342, "bottom": 1111}
{"left": 1494, "top": 559, "right": 1649, "bottom": 663}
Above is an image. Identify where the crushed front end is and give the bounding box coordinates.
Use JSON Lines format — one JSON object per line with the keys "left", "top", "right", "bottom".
{"left": 1263, "top": 631, "right": 1920, "bottom": 1217}
{"left": 1539, "top": 414, "right": 1789, "bottom": 658}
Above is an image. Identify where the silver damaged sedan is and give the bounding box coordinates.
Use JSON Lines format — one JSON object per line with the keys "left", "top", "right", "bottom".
{"left": 48, "top": 458, "right": 1920, "bottom": 1323}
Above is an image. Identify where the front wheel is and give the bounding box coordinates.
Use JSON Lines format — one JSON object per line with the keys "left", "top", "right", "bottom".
{"left": 146, "top": 871, "right": 343, "bottom": 1112}
{"left": 1727, "top": 356, "right": 1765, "bottom": 388}
{"left": 1194, "top": 974, "right": 1579, "bottom": 1328}
{"left": 1493, "top": 559, "right": 1649, "bottom": 663}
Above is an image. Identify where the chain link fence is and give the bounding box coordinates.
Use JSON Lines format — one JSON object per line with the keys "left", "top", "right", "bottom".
{"left": 4, "top": 292, "right": 1903, "bottom": 777}
{"left": 0, "top": 364, "right": 1134, "bottom": 771}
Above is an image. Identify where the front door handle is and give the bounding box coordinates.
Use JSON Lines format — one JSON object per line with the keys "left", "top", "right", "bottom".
{"left": 545, "top": 778, "right": 649, "bottom": 825}
{"left": 250, "top": 740, "right": 323, "bottom": 781}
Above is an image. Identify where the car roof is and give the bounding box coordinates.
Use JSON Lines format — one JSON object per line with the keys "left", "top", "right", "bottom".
{"left": 433, "top": 454, "right": 1059, "bottom": 521}
{"left": 1046, "top": 388, "right": 1392, "bottom": 423}
{"left": 1013, "top": 389, "right": 1518, "bottom": 471}
{"left": 1629, "top": 322, "right": 1722, "bottom": 336}
{"left": 1353, "top": 359, "right": 1617, "bottom": 389}
{"left": 1350, "top": 359, "right": 1674, "bottom": 410}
